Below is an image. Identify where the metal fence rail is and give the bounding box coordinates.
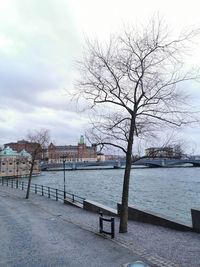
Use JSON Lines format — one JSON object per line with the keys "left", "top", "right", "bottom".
{"left": 0, "top": 178, "right": 85, "bottom": 205}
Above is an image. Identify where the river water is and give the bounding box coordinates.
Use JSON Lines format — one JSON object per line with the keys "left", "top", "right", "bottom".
{"left": 28, "top": 167, "right": 200, "bottom": 225}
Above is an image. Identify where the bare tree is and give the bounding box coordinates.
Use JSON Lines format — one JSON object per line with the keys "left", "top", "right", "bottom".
{"left": 26, "top": 129, "right": 50, "bottom": 199}
{"left": 75, "top": 18, "right": 200, "bottom": 233}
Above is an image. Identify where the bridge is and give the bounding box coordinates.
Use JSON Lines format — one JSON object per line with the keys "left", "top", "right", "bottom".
{"left": 41, "top": 158, "right": 200, "bottom": 171}
{"left": 134, "top": 158, "right": 200, "bottom": 167}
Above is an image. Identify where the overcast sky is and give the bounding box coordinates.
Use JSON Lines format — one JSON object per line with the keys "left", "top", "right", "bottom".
{"left": 1, "top": 0, "right": 200, "bottom": 153}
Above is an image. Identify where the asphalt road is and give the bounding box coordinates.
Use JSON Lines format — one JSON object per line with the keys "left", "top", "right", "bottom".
{"left": 0, "top": 189, "right": 144, "bottom": 267}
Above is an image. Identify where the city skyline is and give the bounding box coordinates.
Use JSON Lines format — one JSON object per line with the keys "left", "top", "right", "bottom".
{"left": 1, "top": 0, "right": 200, "bottom": 153}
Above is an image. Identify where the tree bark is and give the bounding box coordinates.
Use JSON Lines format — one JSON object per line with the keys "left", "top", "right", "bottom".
{"left": 119, "top": 117, "right": 135, "bottom": 233}
{"left": 26, "top": 163, "right": 34, "bottom": 199}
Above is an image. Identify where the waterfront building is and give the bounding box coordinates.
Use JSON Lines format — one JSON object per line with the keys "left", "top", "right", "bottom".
{"left": 97, "top": 152, "right": 105, "bottom": 161}
{"left": 0, "top": 146, "right": 40, "bottom": 178}
{"left": 4, "top": 140, "right": 43, "bottom": 160}
{"left": 48, "top": 135, "right": 97, "bottom": 163}
{"left": 104, "top": 154, "right": 123, "bottom": 160}
{"left": 145, "top": 145, "right": 183, "bottom": 159}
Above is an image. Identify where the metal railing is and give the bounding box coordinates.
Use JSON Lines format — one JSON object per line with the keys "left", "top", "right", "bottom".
{"left": 0, "top": 178, "right": 85, "bottom": 205}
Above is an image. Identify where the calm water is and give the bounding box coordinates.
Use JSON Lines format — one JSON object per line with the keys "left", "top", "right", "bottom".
{"left": 28, "top": 167, "right": 200, "bottom": 225}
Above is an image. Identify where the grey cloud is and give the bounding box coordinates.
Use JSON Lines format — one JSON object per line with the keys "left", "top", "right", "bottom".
{"left": 0, "top": 107, "right": 88, "bottom": 146}
{"left": 0, "top": 0, "right": 83, "bottom": 146}
{"left": 0, "top": 97, "right": 36, "bottom": 113}
{"left": 0, "top": 0, "right": 80, "bottom": 108}
{"left": 0, "top": 60, "right": 57, "bottom": 94}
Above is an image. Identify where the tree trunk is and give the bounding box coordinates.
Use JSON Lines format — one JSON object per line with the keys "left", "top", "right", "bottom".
{"left": 119, "top": 117, "right": 135, "bottom": 233}
{"left": 26, "top": 163, "right": 34, "bottom": 199}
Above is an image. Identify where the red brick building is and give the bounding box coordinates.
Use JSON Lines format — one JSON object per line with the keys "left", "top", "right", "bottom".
{"left": 48, "top": 136, "right": 97, "bottom": 163}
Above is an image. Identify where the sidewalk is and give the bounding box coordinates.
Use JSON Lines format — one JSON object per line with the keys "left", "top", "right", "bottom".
{"left": 0, "top": 185, "right": 200, "bottom": 267}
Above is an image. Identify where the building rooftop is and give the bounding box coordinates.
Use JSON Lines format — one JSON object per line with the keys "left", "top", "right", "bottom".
{"left": 0, "top": 146, "right": 18, "bottom": 157}
{"left": 0, "top": 146, "right": 32, "bottom": 159}
{"left": 19, "top": 149, "right": 32, "bottom": 158}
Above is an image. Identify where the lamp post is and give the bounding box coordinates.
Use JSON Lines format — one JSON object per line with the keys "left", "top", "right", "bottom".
{"left": 63, "top": 159, "right": 66, "bottom": 199}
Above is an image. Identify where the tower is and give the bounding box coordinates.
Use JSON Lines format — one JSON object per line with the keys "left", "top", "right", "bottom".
{"left": 79, "top": 135, "right": 85, "bottom": 145}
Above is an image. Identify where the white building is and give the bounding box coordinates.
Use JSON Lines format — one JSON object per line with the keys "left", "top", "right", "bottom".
{"left": 0, "top": 146, "right": 40, "bottom": 178}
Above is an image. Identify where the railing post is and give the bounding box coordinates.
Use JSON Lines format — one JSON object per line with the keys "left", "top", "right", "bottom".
{"left": 11, "top": 179, "right": 13, "bottom": 188}
{"left": 72, "top": 194, "right": 74, "bottom": 202}
{"left": 111, "top": 217, "right": 115, "bottom": 239}
{"left": 56, "top": 189, "right": 58, "bottom": 201}
{"left": 22, "top": 181, "right": 24, "bottom": 190}
{"left": 48, "top": 187, "right": 50, "bottom": 198}
{"left": 16, "top": 180, "right": 18, "bottom": 188}
{"left": 35, "top": 184, "right": 37, "bottom": 194}
{"left": 99, "top": 211, "right": 103, "bottom": 234}
{"left": 42, "top": 185, "right": 44, "bottom": 196}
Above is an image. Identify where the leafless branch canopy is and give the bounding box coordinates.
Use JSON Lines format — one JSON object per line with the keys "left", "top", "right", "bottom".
{"left": 27, "top": 129, "right": 50, "bottom": 160}
{"left": 76, "top": 18, "right": 200, "bottom": 153}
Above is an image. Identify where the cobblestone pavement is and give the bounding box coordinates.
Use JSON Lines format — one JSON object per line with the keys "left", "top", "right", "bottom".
{"left": 0, "top": 185, "right": 200, "bottom": 267}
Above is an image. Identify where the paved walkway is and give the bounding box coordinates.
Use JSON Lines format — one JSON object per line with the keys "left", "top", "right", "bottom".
{"left": 0, "top": 185, "right": 200, "bottom": 267}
